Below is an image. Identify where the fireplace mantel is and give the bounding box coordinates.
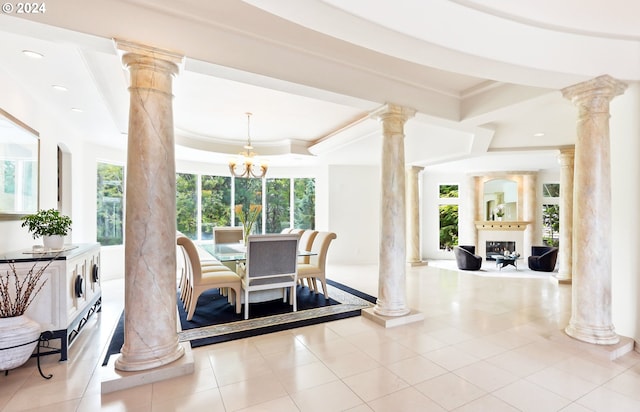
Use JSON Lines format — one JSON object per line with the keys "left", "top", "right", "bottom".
{"left": 475, "top": 221, "right": 531, "bottom": 231}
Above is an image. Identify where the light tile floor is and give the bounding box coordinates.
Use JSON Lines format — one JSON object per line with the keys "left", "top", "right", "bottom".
{"left": 2, "top": 263, "right": 640, "bottom": 411}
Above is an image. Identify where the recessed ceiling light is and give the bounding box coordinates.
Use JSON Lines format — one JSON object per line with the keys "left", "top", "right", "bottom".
{"left": 533, "top": 132, "right": 545, "bottom": 137}
{"left": 22, "top": 50, "right": 44, "bottom": 59}
{"left": 71, "top": 108, "right": 83, "bottom": 112}
{"left": 52, "top": 85, "right": 68, "bottom": 92}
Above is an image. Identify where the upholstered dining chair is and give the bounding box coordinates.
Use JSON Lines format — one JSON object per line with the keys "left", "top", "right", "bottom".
{"left": 297, "top": 230, "right": 318, "bottom": 264}
{"left": 213, "top": 226, "right": 243, "bottom": 244}
{"left": 237, "top": 233, "right": 300, "bottom": 320}
{"left": 177, "top": 236, "right": 242, "bottom": 320}
{"left": 176, "top": 233, "right": 228, "bottom": 305}
{"left": 297, "top": 231, "right": 337, "bottom": 299}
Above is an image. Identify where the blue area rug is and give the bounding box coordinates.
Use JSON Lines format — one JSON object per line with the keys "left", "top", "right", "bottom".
{"left": 102, "top": 279, "right": 375, "bottom": 366}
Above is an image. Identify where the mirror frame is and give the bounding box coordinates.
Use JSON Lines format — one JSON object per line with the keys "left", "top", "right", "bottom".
{"left": 0, "top": 108, "right": 40, "bottom": 220}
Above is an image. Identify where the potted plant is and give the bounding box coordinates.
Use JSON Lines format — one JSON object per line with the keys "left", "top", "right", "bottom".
{"left": 21, "top": 209, "right": 72, "bottom": 250}
{"left": 0, "top": 258, "right": 54, "bottom": 371}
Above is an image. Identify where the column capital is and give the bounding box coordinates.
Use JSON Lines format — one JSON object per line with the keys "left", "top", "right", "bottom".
{"left": 558, "top": 147, "right": 575, "bottom": 167}
{"left": 406, "top": 165, "right": 425, "bottom": 174}
{"left": 115, "top": 39, "right": 184, "bottom": 70}
{"left": 371, "top": 103, "right": 416, "bottom": 135}
{"left": 561, "top": 75, "right": 627, "bottom": 111}
{"left": 115, "top": 40, "right": 184, "bottom": 95}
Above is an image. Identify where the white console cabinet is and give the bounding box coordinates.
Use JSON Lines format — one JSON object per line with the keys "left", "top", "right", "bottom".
{"left": 0, "top": 244, "right": 101, "bottom": 361}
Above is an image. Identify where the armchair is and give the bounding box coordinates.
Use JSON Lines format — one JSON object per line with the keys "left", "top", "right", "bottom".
{"left": 454, "top": 245, "right": 483, "bottom": 271}
{"left": 528, "top": 246, "right": 558, "bottom": 272}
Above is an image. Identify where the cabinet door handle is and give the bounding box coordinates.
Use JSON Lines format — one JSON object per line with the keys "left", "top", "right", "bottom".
{"left": 92, "top": 264, "right": 99, "bottom": 282}
{"left": 75, "top": 275, "right": 84, "bottom": 298}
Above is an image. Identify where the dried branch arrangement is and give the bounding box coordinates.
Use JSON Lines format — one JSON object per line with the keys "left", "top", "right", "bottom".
{"left": 0, "top": 258, "right": 56, "bottom": 318}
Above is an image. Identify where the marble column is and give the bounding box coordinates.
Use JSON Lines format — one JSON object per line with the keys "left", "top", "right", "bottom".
{"left": 115, "top": 41, "right": 185, "bottom": 371}
{"left": 406, "top": 166, "right": 425, "bottom": 265}
{"left": 465, "top": 175, "right": 479, "bottom": 247}
{"left": 562, "top": 75, "right": 627, "bottom": 345}
{"left": 373, "top": 104, "right": 415, "bottom": 317}
{"left": 556, "top": 148, "right": 575, "bottom": 284}
{"left": 523, "top": 173, "right": 537, "bottom": 256}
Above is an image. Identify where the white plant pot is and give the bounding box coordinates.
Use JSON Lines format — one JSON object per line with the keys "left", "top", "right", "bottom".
{"left": 43, "top": 235, "right": 64, "bottom": 250}
{"left": 0, "top": 315, "right": 41, "bottom": 371}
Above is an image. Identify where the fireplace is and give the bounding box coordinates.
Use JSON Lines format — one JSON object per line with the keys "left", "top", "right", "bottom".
{"left": 475, "top": 221, "right": 529, "bottom": 261}
{"left": 486, "top": 241, "right": 515, "bottom": 260}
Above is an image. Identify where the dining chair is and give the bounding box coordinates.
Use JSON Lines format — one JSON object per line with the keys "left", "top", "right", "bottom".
{"left": 213, "top": 226, "right": 243, "bottom": 244}
{"left": 297, "top": 230, "right": 318, "bottom": 264}
{"left": 237, "top": 233, "right": 299, "bottom": 320}
{"left": 297, "top": 231, "right": 336, "bottom": 299}
{"left": 296, "top": 229, "right": 318, "bottom": 289}
{"left": 177, "top": 236, "right": 242, "bottom": 320}
{"left": 176, "top": 233, "right": 228, "bottom": 305}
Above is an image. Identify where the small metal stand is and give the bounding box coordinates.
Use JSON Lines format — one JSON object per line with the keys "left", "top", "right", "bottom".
{"left": 1, "top": 332, "right": 54, "bottom": 380}
{"left": 35, "top": 332, "right": 54, "bottom": 379}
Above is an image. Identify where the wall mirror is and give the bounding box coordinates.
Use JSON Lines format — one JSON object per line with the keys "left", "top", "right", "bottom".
{"left": 0, "top": 108, "right": 39, "bottom": 219}
{"left": 484, "top": 178, "right": 517, "bottom": 221}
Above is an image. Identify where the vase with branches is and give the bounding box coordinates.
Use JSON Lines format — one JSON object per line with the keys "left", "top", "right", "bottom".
{"left": 235, "top": 204, "right": 262, "bottom": 245}
{"left": 0, "top": 257, "right": 55, "bottom": 371}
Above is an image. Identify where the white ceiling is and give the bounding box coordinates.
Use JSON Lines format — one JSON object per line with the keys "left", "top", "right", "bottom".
{"left": 0, "top": 0, "right": 637, "bottom": 172}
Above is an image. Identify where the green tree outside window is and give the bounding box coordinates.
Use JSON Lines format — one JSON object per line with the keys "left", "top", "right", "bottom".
{"left": 97, "top": 162, "right": 124, "bottom": 246}
{"left": 176, "top": 173, "right": 197, "bottom": 239}
{"left": 234, "top": 178, "right": 263, "bottom": 234}
{"left": 201, "top": 175, "right": 231, "bottom": 240}
{"left": 294, "top": 178, "right": 315, "bottom": 229}
{"left": 266, "top": 178, "right": 290, "bottom": 233}
{"left": 439, "top": 184, "right": 459, "bottom": 251}
{"left": 439, "top": 204, "right": 458, "bottom": 251}
{"left": 542, "top": 204, "right": 560, "bottom": 247}
{"left": 543, "top": 183, "right": 560, "bottom": 197}
{"left": 439, "top": 184, "right": 459, "bottom": 198}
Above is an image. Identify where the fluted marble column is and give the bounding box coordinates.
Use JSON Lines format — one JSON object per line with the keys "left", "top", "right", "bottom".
{"left": 406, "top": 166, "right": 424, "bottom": 265}
{"left": 556, "top": 148, "right": 575, "bottom": 284}
{"left": 562, "top": 75, "right": 627, "bottom": 345}
{"left": 115, "top": 41, "right": 185, "bottom": 371}
{"left": 373, "top": 104, "right": 415, "bottom": 317}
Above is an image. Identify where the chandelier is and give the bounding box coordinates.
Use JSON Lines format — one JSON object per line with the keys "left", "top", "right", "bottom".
{"left": 228, "top": 112, "right": 268, "bottom": 178}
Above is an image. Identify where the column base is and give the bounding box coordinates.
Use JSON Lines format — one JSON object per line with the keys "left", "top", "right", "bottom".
{"left": 554, "top": 273, "right": 572, "bottom": 284}
{"left": 565, "top": 323, "right": 620, "bottom": 345}
{"left": 102, "top": 342, "right": 194, "bottom": 393}
{"left": 407, "top": 260, "right": 428, "bottom": 267}
{"left": 115, "top": 340, "right": 185, "bottom": 372}
{"left": 373, "top": 303, "right": 411, "bottom": 317}
{"left": 363, "top": 307, "right": 424, "bottom": 328}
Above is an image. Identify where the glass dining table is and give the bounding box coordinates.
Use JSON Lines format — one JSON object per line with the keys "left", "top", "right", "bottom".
{"left": 199, "top": 242, "right": 315, "bottom": 263}
{"left": 197, "top": 242, "right": 316, "bottom": 303}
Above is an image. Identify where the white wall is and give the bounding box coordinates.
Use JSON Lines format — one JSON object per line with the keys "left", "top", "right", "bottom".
{"left": 326, "top": 165, "right": 380, "bottom": 265}
{"left": 0, "top": 67, "right": 86, "bottom": 253}
{"left": 610, "top": 82, "right": 640, "bottom": 344}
